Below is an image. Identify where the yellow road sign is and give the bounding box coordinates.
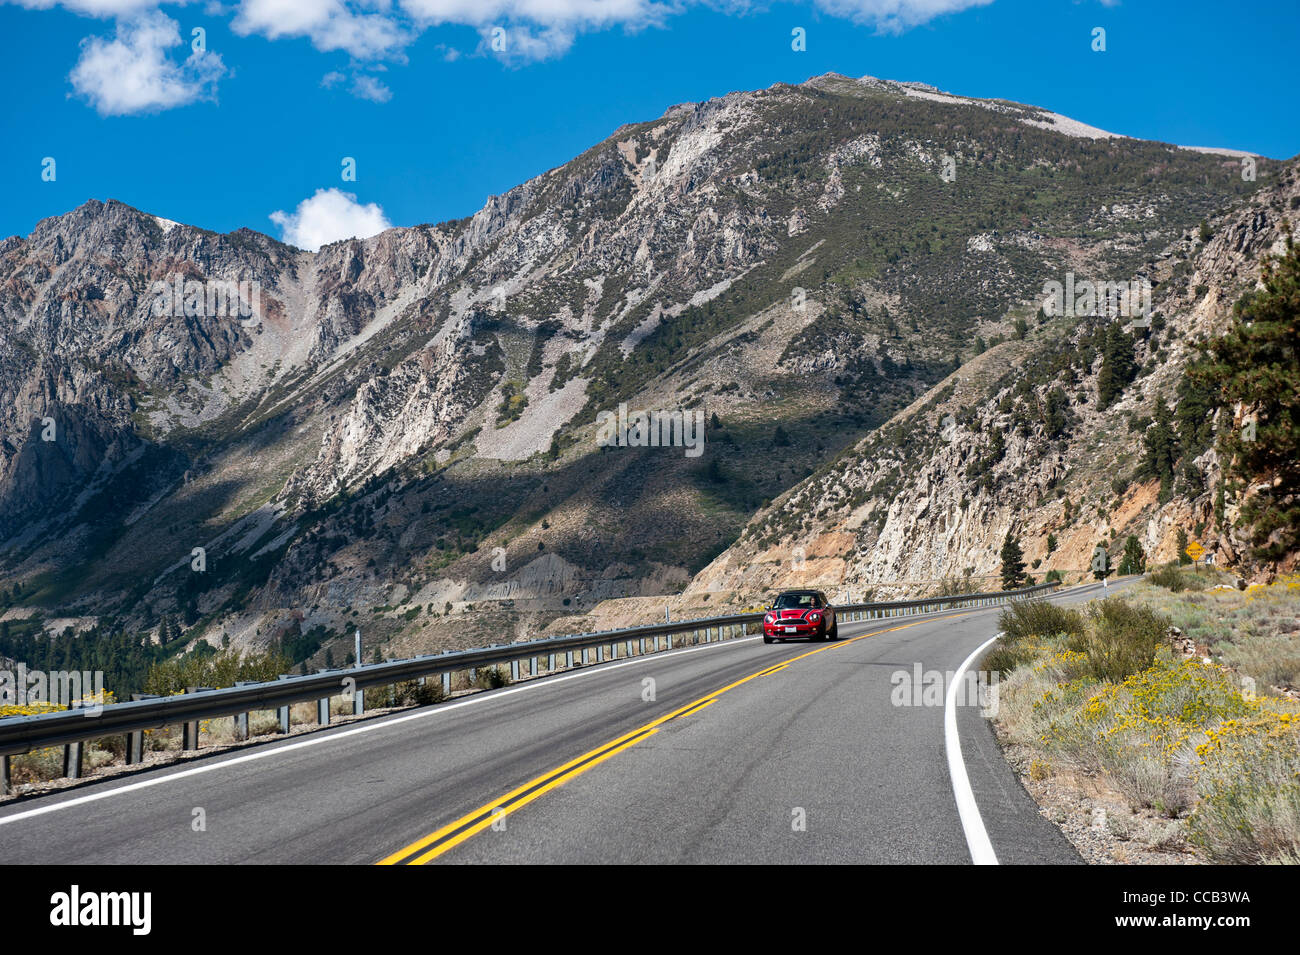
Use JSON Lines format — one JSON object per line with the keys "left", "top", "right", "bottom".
{"left": 1186, "top": 541, "right": 1206, "bottom": 561}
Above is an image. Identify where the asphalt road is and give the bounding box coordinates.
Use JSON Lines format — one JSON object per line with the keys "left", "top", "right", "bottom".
{"left": 0, "top": 579, "right": 1131, "bottom": 864}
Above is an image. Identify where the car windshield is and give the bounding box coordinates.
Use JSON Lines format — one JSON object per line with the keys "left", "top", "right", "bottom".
{"left": 773, "top": 593, "right": 821, "bottom": 610}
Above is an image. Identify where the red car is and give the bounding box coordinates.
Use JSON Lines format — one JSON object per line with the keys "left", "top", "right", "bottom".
{"left": 762, "top": 589, "right": 838, "bottom": 643}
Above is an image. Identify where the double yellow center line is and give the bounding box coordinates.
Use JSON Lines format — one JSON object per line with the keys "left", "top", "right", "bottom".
{"left": 378, "top": 619, "right": 933, "bottom": 864}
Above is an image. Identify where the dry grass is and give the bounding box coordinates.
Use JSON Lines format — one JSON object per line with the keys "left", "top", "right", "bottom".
{"left": 991, "top": 574, "right": 1300, "bottom": 863}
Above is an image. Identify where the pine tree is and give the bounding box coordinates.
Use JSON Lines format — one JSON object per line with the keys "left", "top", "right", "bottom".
{"left": 1044, "top": 387, "right": 1069, "bottom": 438}
{"left": 1142, "top": 398, "right": 1180, "bottom": 502}
{"left": 1189, "top": 232, "right": 1300, "bottom": 562}
{"left": 1119, "top": 535, "right": 1146, "bottom": 575}
{"left": 1176, "top": 526, "right": 1191, "bottom": 565}
{"left": 1097, "top": 323, "right": 1137, "bottom": 410}
{"left": 1000, "top": 531, "right": 1026, "bottom": 590}
{"left": 1175, "top": 371, "right": 1218, "bottom": 458}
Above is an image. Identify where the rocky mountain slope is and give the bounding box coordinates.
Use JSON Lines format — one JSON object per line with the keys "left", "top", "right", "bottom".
{"left": 680, "top": 159, "right": 1300, "bottom": 611}
{"left": 0, "top": 74, "right": 1281, "bottom": 674}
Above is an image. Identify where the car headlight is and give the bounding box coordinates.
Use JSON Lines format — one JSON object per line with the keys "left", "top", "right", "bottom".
{"left": 764, "top": 613, "right": 774, "bottom": 624}
{"left": 808, "top": 612, "right": 821, "bottom": 622}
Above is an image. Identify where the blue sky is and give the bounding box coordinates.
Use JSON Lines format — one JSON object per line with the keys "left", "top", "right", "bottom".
{"left": 1, "top": 0, "right": 1297, "bottom": 247}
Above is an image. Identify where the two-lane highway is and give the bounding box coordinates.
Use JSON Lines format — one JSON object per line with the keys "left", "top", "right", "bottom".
{"left": 0, "top": 581, "right": 1128, "bottom": 864}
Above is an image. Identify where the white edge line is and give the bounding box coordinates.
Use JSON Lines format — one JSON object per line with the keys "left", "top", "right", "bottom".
{"left": 944, "top": 630, "right": 1001, "bottom": 865}
{"left": 0, "top": 633, "right": 764, "bottom": 827}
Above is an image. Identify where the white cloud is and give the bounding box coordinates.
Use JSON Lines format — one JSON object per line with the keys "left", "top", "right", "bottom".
{"left": 69, "top": 12, "right": 226, "bottom": 115}
{"left": 13, "top": 0, "right": 172, "bottom": 15}
{"left": 475, "top": 23, "right": 575, "bottom": 63}
{"left": 321, "top": 69, "right": 392, "bottom": 101}
{"left": 399, "top": 0, "right": 668, "bottom": 29}
{"left": 231, "top": 0, "right": 412, "bottom": 58}
{"left": 350, "top": 74, "right": 392, "bottom": 101}
{"left": 811, "top": 0, "right": 995, "bottom": 32}
{"left": 269, "top": 188, "right": 392, "bottom": 251}
{"left": 24, "top": 0, "right": 999, "bottom": 114}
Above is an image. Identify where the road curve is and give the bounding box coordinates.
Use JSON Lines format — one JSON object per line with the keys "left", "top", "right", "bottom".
{"left": 0, "top": 580, "right": 1130, "bottom": 864}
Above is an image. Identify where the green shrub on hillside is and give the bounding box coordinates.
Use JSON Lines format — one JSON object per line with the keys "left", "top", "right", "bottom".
{"left": 998, "top": 599, "right": 1087, "bottom": 645}
{"left": 144, "top": 646, "right": 292, "bottom": 697}
{"left": 1082, "top": 598, "right": 1168, "bottom": 682}
{"left": 986, "top": 600, "right": 1087, "bottom": 674}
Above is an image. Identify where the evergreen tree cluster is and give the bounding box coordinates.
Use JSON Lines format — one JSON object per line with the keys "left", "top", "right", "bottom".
{"left": 1189, "top": 232, "right": 1300, "bottom": 562}
{"left": 1096, "top": 323, "right": 1138, "bottom": 410}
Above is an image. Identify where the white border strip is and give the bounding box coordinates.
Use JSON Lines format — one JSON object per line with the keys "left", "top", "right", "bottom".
{"left": 944, "top": 631, "right": 1001, "bottom": 865}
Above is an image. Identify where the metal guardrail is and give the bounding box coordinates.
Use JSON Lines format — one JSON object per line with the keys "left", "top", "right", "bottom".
{"left": 0, "top": 580, "right": 1058, "bottom": 791}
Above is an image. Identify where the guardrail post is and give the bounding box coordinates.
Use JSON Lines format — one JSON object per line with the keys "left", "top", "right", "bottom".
{"left": 511, "top": 659, "right": 520, "bottom": 681}
{"left": 183, "top": 686, "right": 211, "bottom": 751}
{"left": 126, "top": 729, "right": 144, "bottom": 764}
{"left": 597, "top": 645, "right": 605, "bottom": 663}
{"left": 234, "top": 682, "right": 254, "bottom": 740}
{"left": 530, "top": 656, "right": 538, "bottom": 677}
{"left": 567, "top": 650, "right": 574, "bottom": 669}
{"left": 353, "top": 686, "right": 364, "bottom": 717}
{"left": 317, "top": 696, "right": 330, "bottom": 726}
{"left": 548, "top": 653, "right": 556, "bottom": 672}
{"left": 62, "top": 741, "right": 84, "bottom": 779}
{"left": 442, "top": 672, "right": 451, "bottom": 695}
{"left": 581, "top": 648, "right": 589, "bottom": 666}
{"left": 127, "top": 692, "right": 158, "bottom": 760}
{"left": 276, "top": 676, "right": 292, "bottom": 733}
{"left": 1, "top": 754, "right": 10, "bottom": 795}
{"left": 639, "top": 637, "right": 646, "bottom": 654}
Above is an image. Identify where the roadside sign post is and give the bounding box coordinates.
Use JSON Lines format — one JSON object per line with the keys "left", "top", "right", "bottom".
{"left": 1186, "top": 540, "right": 1205, "bottom": 572}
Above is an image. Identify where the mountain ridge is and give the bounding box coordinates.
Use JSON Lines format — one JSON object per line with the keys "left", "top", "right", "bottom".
{"left": 0, "top": 72, "right": 1286, "bottom": 683}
